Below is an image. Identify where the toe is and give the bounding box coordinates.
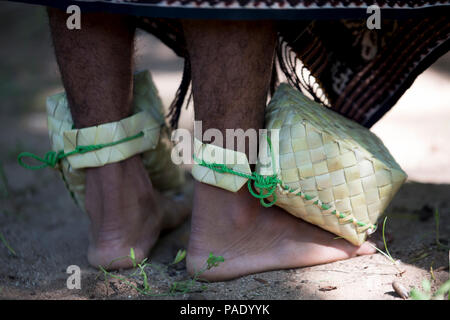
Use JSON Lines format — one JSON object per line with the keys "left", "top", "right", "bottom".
{"left": 356, "top": 241, "right": 377, "bottom": 255}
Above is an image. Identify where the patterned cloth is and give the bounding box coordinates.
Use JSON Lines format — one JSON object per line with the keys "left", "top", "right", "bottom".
{"left": 8, "top": 0, "right": 450, "bottom": 127}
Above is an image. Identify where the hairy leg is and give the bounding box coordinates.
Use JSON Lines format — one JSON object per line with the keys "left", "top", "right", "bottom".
{"left": 183, "top": 20, "right": 375, "bottom": 281}
{"left": 48, "top": 9, "right": 135, "bottom": 127}
{"left": 48, "top": 9, "right": 188, "bottom": 269}
{"left": 185, "top": 21, "right": 271, "bottom": 138}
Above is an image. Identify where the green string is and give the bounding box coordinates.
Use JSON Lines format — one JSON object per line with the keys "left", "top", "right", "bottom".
{"left": 194, "top": 135, "right": 282, "bottom": 208}
{"left": 17, "top": 131, "right": 144, "bottom": 170}
{"left": 194, "top": 156, "right": 280, "bottom": 208}
{"left": 194, "top": 137, "right": 376, "bottom": 232}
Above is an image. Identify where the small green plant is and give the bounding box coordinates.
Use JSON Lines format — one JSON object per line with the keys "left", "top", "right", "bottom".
{"left": 408, "top": 250, "right": 430, "bottom": 264}
{"left": 135, "top": 258, "right": 150, "bottom": 291}
{"left": 206, "top": 252, "right": 225, "bottom": 269}
{"left": 169, "top": 252, "right": 225, "bottom": 295}
{"left": 0, "top": 232, "right": 16, "bottom": 256}
{"left": 98, "top": 248, "right": 224, "bottom": 297}
{"left": 407, "top": 207, "right": 450, "bottom": 300}
{"left": 171, "top": 249, "right": 187, "bottom": 265}
{"left": 0, "top": 162, "right": 9, "bottom": 198}
{"left": 434, "top": 208, "right": 449, "bottom": 251}
{"left": 410, "top": 279, "right": 450, "bottom": 300}
{"left": 367, "top": 217, "right": 397, "bottom": 265}
{"left": 129, "top": 247, "right": 137, "bottom": 268}
{"left": 98, "top": 248, "right": 163, "bottom": 296}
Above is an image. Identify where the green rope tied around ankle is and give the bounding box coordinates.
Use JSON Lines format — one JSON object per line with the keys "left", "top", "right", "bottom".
{"left": 194, "top": 157, "right": 280, "bottom": 208}
{"left": 194, "top": 136, "right": 377, "bottom": 233}
{"left": 194, "top": 135, "right": 281, "bottom": 208}
{"left": 17, "top": 131, "right": 144, "bottom": 170}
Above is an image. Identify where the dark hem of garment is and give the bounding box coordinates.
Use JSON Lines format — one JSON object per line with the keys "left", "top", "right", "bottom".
{"left": 7, "top": 0, "right": 450, "bottom": 20}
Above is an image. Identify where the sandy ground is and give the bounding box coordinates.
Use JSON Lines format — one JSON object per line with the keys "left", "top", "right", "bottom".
{"left": 0, "top": 2, "right": 449, "bottom": 300}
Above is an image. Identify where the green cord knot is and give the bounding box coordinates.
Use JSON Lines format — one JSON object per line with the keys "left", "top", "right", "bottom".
{"left": 17, "top": 150, "right": 66, "bottom": 170}
{"left": 248, "top": 173, "right": 280, "bottom": 208}
{"left": 17, "top": 131, "right": 144, "bottom": 170}
{"left": 193, "top": 154, "right": 281, "bottom": 208}
{"left": 194, "top": 136, "right": 376, "bottom": 234}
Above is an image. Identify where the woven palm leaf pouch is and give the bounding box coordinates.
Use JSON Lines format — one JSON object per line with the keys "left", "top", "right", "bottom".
{"left": 257, "top": 84, "right": 407, "bottom": 245}
{"left": 22, "top": 70, "right": 185, "bottom": 211}
{"left": 193, "top": 83, "right": 407, "bottom": 246}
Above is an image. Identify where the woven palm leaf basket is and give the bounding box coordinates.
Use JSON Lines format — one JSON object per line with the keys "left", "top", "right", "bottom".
{"left": 194, "top": 83, "right": 407, "bottom": 246}
{"left": 257, "top": 84, "right": 408, "bottom": 245}
{"left": 44, "top": 70, "right": 185, "bottom": 211}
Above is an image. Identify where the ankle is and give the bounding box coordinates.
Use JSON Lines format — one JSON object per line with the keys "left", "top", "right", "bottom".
{"left": 194, "top": 182, "right": 259, "bottom": 226}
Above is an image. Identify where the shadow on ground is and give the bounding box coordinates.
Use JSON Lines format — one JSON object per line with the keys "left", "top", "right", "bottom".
{"left": 0, "top": 2, "right": 449, "bottom": 300}
{"left": 0, "top": 156, "right": 449, "bottom": 299}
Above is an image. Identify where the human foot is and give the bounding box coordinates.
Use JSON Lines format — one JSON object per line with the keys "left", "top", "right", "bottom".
{"left": 187, "top": 182, "right": 376, "bottom": 281}
{"left": 85, "top": 155, "right": 190, "bottom": 270}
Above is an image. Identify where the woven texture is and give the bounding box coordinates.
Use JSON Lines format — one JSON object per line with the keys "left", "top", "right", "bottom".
{"left": 258, "top": 83, "right": 407, "bottom": 245}
{"left": 192, "top": 138, "right": 252, "bottom": 192}
{"left": 61, "top": 111, "right": 161, "bottom": 169}
{"left": 46, "top": 70, "right": 185, "bottom": 210}
{"left": 191, "top": 83, "right": 406, "bottom": 245}
{"left": 40, "top": 0, "right": 448, "bottom": 9}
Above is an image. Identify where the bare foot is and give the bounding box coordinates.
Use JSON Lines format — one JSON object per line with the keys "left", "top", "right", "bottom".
{"left": 85, "top": 155, "right": 190, "bottom": 270}
{"left": 187, "top": 182, "right": 376, "bottom": 281}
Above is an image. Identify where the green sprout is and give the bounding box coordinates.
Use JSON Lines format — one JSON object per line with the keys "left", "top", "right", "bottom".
{"left": 0, "top": 232, "right": 16, "bottom": 256}
{"left": 172, "top": 249, "right": 187, "bottom": 265}
{"left": 434, "top": 208, "right": 449, "bottom": 251}
{"left": 410, "top": 279, "right": 450, "bottom": 300}
{"left": 367, "top": 216, "right": 397, "bottom": 265}
{"left": 0, "top": 162, "right": 9, "bottom": 198}
{"left": 98, "top": 248, "right": 224, "bottom": 297}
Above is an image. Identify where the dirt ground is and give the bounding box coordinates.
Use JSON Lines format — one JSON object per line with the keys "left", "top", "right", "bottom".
{"left": 0, "top": 2, "right": 449, "bottom": 300}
